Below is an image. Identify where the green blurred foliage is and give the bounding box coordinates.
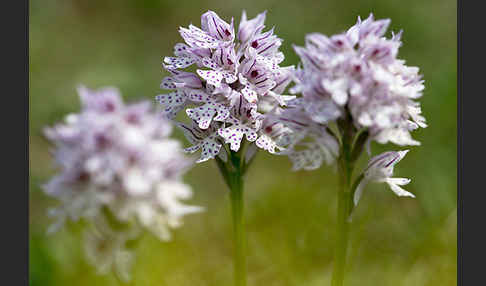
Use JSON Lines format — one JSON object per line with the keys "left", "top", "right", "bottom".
{"left": 29, "top": 0, "right": 456, "bottom": 285}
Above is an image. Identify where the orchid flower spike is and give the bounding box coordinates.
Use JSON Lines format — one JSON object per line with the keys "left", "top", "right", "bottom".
{"left": 43, "top": 86, "right": 202, "bottom": 281}
{"left": 353, "top": 150, "right": 414, "bottom": 206}
{"left": 158, "top": 10, "right": 295, "bottom": 163}
{"left": 277, "top": 14, "right": 426, "bottom": 170}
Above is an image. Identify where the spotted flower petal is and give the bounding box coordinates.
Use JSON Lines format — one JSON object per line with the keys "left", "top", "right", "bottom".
{"left": 163, "top": 56, "right": 196, "bottom": 70}
{"left": 218, "top": 122, "right": 258, "bottom": 152}
{"left": 197, "top": 69, "right": 224, "bottom": 87}
{"left": 183, "top": 133, "right": 222, "bottom": 163}
{"left": 179, "top": 25, "right": 221, "bottom": 49}
{"left": 196, "top": 135, "right": 223, "bottom": 163}
{"left": 186, "top": 102, "right": 229, "bottom": 129}
{"left": 160, "top": 76, "right": 177, "bottom": 90}
{"left": 185, "top": 89, "right": 212, "bottom": 103}
{"left": 156, "top": 90, "right": 187, "bottom": 119}
{"left": 241, "top": 86, "right": 258, "bottom": 104}
{"left": 256, "top": 134, "right": 279, "bottom": 153}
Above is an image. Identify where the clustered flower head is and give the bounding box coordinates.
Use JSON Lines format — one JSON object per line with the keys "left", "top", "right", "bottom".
{"left": 43, "top": 86, "right": 202, "bottom": 280}
{"left": 277, "top": 14, "right": 427, "bottom": 170}
{"left": 157, "top": 10, "right": 295, "bottom": 163}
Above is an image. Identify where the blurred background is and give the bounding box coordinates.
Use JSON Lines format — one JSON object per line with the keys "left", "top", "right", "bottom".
{"left": 29, "top": 0, "right": 456, "bottom": 285}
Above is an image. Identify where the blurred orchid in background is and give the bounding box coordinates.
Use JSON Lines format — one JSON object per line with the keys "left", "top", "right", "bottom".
{"left": 43, "top": 86, "right": 202, "bottom": 282}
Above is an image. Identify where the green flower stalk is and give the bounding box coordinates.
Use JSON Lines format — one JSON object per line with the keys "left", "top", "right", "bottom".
{"left": 331, "top": 117, "right": 366, "bottom": 286}
{"left": 215, "top": 143, "right": 252, "bottom": 286}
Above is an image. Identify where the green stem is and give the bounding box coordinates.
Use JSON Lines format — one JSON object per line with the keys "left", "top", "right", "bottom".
{"left": 229, "top": 171, "right": 246, "bottom": 286}
{"left": 332, "top": 115, "right": 355, "bottom": 286}
{"left": 216, "top": 150, "right": 248, "bottom": 286}
{"left": 331, "top": 159, "right": 352, "bottom": 286}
